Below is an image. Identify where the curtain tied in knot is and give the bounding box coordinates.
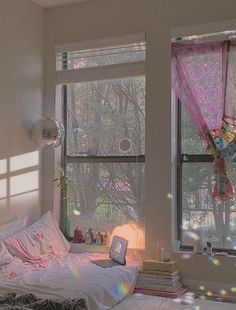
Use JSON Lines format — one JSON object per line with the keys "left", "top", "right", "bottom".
{"left": 172, "top": 41, "right": 236, "bottom": 202}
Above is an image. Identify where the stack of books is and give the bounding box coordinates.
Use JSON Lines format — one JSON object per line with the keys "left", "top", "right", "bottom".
{"left": 134, "top": 259, "right": 187, "bottom": 298}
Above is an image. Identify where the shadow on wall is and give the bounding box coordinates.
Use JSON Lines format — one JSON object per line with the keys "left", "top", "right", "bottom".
{"left": 0, "top": 150, "right": 40, "bottom": 225}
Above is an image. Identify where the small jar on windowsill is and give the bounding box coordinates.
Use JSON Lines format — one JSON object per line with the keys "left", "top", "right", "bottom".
{"left": 193, "top": 239, "right": 204, "bottom": 254}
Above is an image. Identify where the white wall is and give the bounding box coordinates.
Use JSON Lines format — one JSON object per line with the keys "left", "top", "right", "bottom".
{"left": 44, "top": 0, "right": 236, "bottom": 289}
{"left": 0, "top": 0, "right": 44, "bottom": 223}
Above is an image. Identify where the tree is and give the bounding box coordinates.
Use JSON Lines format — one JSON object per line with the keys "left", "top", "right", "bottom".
{"left": 181, "top": 105, "right": 236, "bottom": 248}
{"left": 65, "top": 76, "right": 145, "bottom": 234}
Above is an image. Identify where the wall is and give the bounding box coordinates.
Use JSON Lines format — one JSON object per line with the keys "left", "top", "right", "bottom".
{"left": 0, "top": 0, "right": 44, "bottom": 223}
{"left": 44, "top": 0, "right": 236, "bottom": 289}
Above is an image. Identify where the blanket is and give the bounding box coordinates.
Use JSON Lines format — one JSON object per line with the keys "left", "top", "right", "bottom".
{"left": 0, "top": 293, "right": 88, "bottom": 310}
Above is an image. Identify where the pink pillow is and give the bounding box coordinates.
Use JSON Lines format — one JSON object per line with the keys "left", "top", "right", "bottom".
{"left": 0, "top": 242, "right": 13, "bottom": 265}
{"left": 4, "top": 211, "right": 70, "bottom": 265}
{"left": 0, "top": 217, "right": 28, "bottom": 241}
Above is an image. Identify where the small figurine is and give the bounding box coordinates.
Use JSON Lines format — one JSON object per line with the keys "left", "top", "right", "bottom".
{"left": 85, "top": 228, "right": 93, "bottom": 245}
{"left": 206, "top": 242, "right": 212, "bottom": 255}
{"left": 73, "top": 227, "right": 84, "bottom": 243}
{"left": 96, "top": 232, "right": 103, "bottom": 245}
{"left": 103, "top": 231, "right": 110, "bottom": 246}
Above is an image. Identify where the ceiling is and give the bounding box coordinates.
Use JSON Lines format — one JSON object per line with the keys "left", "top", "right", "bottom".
{"left": 32, "top": 0, "right": 88, "bottom": 8}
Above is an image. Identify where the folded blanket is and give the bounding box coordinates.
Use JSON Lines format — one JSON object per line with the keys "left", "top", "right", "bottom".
{"left": 0, "top": 293, "right": 88, "bottom": 310}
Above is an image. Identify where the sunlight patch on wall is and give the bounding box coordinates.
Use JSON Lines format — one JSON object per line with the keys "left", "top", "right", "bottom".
{"left": 0, "top": 159, "right": 7, "bottom": 175}
{"left": 10, "top": 151, "right": 39, "bottom": 172}
{"left": 10, "top": 171, "right": 39, "bottom": 196}
{"left": 0, "top": 179, "right": 7, "bottom": 199}
{"left": 10, "top": 191, "right": 39, "bottom": 216}
{"left": 0, "top": 199, "right": 7, "bottom": 210}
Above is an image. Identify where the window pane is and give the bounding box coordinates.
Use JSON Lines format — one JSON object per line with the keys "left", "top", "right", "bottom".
{"left": 181, "top": 104, "right": 207, "bottom": 154}
{"left": 66, "top": 76, "right": 145, "bottom": 156}
{"left": 56, "top": 43, "right": 146, "bottom": 71}
{"left": 65, "top": 162, "right": 144, "bottom": 238}
{"left": 181, "top": 162, "right": 236, "bottom": 250}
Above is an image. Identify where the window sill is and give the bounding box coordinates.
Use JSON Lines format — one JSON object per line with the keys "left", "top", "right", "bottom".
{"left": 173, "top": 250, "right": 236, "bottom": 259}
{"left": 69, "top": 242, "right": 109, "bottom": 254}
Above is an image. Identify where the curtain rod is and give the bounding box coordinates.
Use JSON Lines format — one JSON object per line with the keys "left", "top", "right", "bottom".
{"left": 171, "top": 30, "right": 236, "bottom": 43}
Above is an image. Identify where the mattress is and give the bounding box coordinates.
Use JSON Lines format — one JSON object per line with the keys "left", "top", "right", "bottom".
{"left": 0, "top": 253, "right": 138, "bottom": 310}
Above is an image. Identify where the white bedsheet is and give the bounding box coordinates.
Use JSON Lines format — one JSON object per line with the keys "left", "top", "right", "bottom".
{"left": 0, "top": 253, "right": 138, "bottom": 310}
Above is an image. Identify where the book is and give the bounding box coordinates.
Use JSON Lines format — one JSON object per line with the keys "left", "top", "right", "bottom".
{"left": 135, "top": 281, "right": 183, "bottom": 292}
{"left": 143, "top": 260, "right": 177, "bottom": 272}
{"left": 139, "top": 269, "right": 180, "bottom": 277}
{"left": 136, "top": 277, "right": 181, "bottom": 286}
{"left": 134, "top": 286, "right": 188, "bottom": 298}
{"left": 138, "top": 272, "right": 181, "bottom": 282}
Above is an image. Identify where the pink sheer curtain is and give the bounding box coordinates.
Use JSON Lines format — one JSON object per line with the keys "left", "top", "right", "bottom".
{"left": 172, "top": 42, "right": 225, "bottom": 146}
{"left": 172, "top": 41, "right": 236, "bottom": 201}
{"left": 224, "top": 42, "right": 236, "bottom": 125}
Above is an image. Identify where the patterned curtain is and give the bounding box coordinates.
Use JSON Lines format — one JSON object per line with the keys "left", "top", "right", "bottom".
{"left": 172, "top": 41, "right": 236, "bottom": 202}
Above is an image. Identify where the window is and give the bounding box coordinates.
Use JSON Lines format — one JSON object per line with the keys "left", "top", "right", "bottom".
{"left": 56, "top": 34, "right": 145, "bottom": 239}
{"left": 177, "top": 102, "right": 236, "bottom": 253}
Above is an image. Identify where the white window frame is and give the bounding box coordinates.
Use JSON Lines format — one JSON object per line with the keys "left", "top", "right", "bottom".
{"left": 55, "top": 33, "right": 146, "bottom": 238}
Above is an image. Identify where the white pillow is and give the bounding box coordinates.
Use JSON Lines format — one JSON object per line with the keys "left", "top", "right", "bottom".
{"left": 0, "top": 242, "right": 13, "bottom": 265}
{"left": 0, "top": 217, "right": 28, "bottom": 240}
{"left": 4, "top": 211, "right": 70, "bottom": 264}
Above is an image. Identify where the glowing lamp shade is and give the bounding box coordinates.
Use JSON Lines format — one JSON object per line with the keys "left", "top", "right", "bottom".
{"left": 111, "top": 223, "right": 145, "bottom": 250}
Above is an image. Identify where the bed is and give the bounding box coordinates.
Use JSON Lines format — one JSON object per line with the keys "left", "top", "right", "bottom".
{"left": 1, "top": 256, "right": 236, "bottom": 310}
{"left": 0, "top": 252, "right": 138, "bottom": 310}
{"left": 0, "top": 211, "right": 139, "bottom": 309}
{"left": 1, "top": 212, "right": 235, "bottom": 310}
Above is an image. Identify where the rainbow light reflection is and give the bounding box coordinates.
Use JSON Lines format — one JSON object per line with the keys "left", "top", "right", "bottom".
{"left": 113, "top": 282, "right": 132, "bottom": 299}
{"left": 69, "top": 265, "right": 80, "bottom": 279}
{"left": 208, "top": 256, "right": 221, "bottom": 267}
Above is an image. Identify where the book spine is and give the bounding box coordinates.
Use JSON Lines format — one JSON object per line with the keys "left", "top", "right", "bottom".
{"left": 135, "top": 282, "right": 183, "bottom": 292}
{"left": 136, "top": 279, "right": 181, "bottom": 286}
{"left": 143, "top": 262, "right": 177, "bottom": 272}
{"left": 139, "top": 270, "right": 180, "bottom": 277}
{"left": 137, "top": 274, "right": 180, "bottom": 281}
{"left": 134, "top": 287, "right": 187, "bottom": 298}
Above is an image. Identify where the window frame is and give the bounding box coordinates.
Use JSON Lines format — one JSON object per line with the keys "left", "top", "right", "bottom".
{"left": 177, "top": 100, "right": 236, "bottom": 255}
{"left": 58, "top": 37, "right": 146, "bottom": 239}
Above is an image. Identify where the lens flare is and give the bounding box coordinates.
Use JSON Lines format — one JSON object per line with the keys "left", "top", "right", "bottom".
{"left": 199, "top": 286, "right": 205, "bottom": 291}
{"left": 199, "top": 294, "right": 206, "bottom": 300}
{"left": 184, "top": 231, "right": 199, "bottom": 241}
{"left": 219, "top": 289, "right": 227, "bottom": 296}
{"left": 209, "top": 256, "right": 221, "bottom": 267}
{"left": 231, "top": 287, "right": 236, "bottom": 293}
{"left": 206, "top": 291, "right": 213, "bottom": 296}
{"left": 230, "top": 221, "right": 235, "bottom": 228}
{"left": 182, "top": 221, "right": 189, "bottom": 230}
{"left": 113, "top": 281, "right": 132, "bottom": 299}
{"left": 182, "top": 292, "right": 194, "bottom": 304}
{"left": 73, "top": 210, "right": 81, "bottom": 216}
{"left": 69, "top": 265, "right": 80, "bottom": 278}
{"left": 181, "top": 253, "right": 192, "bottom": 259}
{"left": 167, "top": 193, "right": 173, "bottom": 199}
